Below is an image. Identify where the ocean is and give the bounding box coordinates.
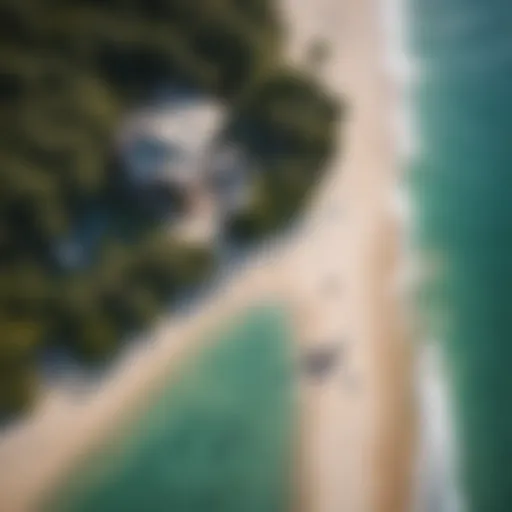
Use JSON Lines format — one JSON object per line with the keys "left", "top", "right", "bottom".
{"left": 404, "top": 1, "right": 512, "bottom": 511}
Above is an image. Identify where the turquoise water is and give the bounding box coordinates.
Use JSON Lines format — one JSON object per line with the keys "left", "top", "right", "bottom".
{"left": 408, "top": 1, "right": 512, "bottom": 510}
{"left": 47, "top": 305, "right": 295, "bottom": 512}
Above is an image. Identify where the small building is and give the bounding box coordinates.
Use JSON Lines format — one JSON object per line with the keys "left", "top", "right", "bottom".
{"left": 53, "top": 89, "right": 259, "bottom": 269}
{"left": 118, "top": 91, "right": 226, "bottom": 191}
{"left": 117, "top": 89, "right": 256, "bottom": 245}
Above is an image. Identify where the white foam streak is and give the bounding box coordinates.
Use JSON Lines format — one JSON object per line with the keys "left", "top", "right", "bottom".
{"left": 379, "top": 1, "right": 463, "bottom": 510}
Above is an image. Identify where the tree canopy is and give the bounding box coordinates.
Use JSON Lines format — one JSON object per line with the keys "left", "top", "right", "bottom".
{"left": 0, "top": 0, "right": 342, "bottom": 415}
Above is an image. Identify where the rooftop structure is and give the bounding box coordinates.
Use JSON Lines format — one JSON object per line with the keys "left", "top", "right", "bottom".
{"left": 118, "top": 93, "right": 227, "bottom": 189}
{"left": 117, "top": 90, "right": 257, "bottom": 245}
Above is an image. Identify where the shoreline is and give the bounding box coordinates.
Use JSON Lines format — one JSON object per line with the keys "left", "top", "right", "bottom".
{"left": 0, "top": 258, "right": 286, "bottom": 511}
{"left": 282, "top": 0, "right": 415, "bottom": 510}
{"left": 0, "top": 0, "right": 415, "bottom": 510}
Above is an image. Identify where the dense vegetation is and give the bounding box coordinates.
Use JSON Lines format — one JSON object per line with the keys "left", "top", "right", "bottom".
{"left": 47, "top": 307, "right": 294, "bottom": 512}
{"left": 0, "top": 0, "right": 342, "bottom": 414}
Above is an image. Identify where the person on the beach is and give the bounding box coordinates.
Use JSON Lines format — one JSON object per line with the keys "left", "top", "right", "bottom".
{"left": 302, "top": 342, "right": 344, "bottom": 381}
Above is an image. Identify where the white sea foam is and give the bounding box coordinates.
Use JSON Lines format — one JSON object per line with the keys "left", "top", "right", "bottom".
{"left": 413, "top": 342, "right": 464, "bottom": 512}
{"left": 379, "top": 1, "right": 463, "bottom": 511}
{"left": 379, "top": 0, "right": 421, "bottom": 161}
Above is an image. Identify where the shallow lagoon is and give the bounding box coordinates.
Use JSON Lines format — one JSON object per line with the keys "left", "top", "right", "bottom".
{"left": 48, "top": 305, "right": 295, "bottom": 512}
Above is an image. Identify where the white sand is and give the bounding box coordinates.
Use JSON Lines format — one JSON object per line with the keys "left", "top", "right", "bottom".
{"left": 280, "top": 1, "right": 414, "bottom": 511}
{"left": 0, "top": 0, "right": 415, "bottom": 511}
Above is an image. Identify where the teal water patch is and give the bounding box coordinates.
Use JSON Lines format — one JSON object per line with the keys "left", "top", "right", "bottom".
{"left": 46, "top": 304, "right": 295, "bottom": 512}
{"left": 409, "top": 0, "right": 512, "bottom": 510}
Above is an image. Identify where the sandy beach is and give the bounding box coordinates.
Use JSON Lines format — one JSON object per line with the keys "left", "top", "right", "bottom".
{"left": 281, "top": 0, "right": 415, "bottom": 510}
{"left": 0, "top": 0, "right": 415, "bottom": 511}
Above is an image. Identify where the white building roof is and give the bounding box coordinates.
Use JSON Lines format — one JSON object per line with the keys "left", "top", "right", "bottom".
{"left": 118, "top": 95, "right": 226, "bottom": 186}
